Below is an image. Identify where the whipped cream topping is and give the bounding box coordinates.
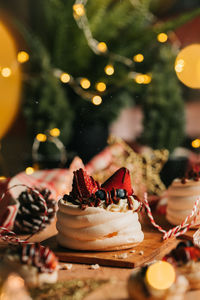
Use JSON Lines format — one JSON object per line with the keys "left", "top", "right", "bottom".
{"left": 166, "top": 178, "right": 200, "bottom": 225}
{"left": 56, "top": 198, "right": 144, "bottom": 251}
{"left": 63, "top": 196, "right": 140, "bottom": 213}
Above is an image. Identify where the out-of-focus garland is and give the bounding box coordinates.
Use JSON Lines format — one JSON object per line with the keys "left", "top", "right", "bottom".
{"left": 16, "top": 1, "right": 182, "bottom": 105}
{"left": 30, "top": 279, "right": 108, "bottom": 300}
{"left": 2, "top": 1, "right": 200, "bottom": 107}
{"left": 52, "top": 0, "right": 171, "bottom": 104}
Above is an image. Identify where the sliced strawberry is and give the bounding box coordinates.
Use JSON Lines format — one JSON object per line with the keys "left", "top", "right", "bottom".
{"left": 71, "top": 168, "right": 99, "bottom": 198}
{"left": 101, "top": 167, "right": 133, "bottom": 195}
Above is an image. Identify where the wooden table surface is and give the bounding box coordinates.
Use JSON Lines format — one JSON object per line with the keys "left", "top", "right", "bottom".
{"left": 1, "top": 221, "right": 200, "bottom": 300}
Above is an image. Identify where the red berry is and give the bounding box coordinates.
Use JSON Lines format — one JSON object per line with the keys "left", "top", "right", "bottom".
{"left": 101, "top": 167, "right": 133, "bottom": 196}
{"left": 71, "top": 168, "right": 99, "bottom": 198}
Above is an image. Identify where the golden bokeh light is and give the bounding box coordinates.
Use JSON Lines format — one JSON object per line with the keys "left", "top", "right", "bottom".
{"left": 0, "top": 176, "right": 6, "bottom": 180}
{"left": 192, "top": 139, "right": 200, "bottom": 148}
{"left": 25, "top": 167, "right": 35, "bottom": 175}
{"left": 143, "top": 74, "right": 152, "bottom": 84}
{"left": 97, "top": 42, "right": 108, "bottom": 53}
{"left": 135, "top": 74, "right": 151, "bottom": 84}
{"left": 157, "top": 33, "right": 168, "bottom": 43}
{"left": 1, "top": 67, "right": 12, "bottom": 77}
{"left": 92, "top": 95, "right": 102, "bottom": 105}
{"left": 133, "top": 53, "right": 144, "bottom": 63}
{"left": 80, "top": 78, "right": 91, "bottom": 89}
{"left": 175, "top": 44, "right": 200, "bottom": 89}
{"left": 96, "top": 82, "right": 106, "bottom": 92}
{"left": 175, "top": 59, "right": 185, "bottom": 73}
{"left": 60, "top": 72, "right": 70, "bottom": 83}
{"left": 0, "top": 21, "right": 21, "bottom": 139}
{"left": 104, "top": 64, "right": 114, "bottom": 75}
{"left": 17, "top": 51, "right": 29, "bottom": 63}
{"left": 36, "top": 133, "right": 47, "bottom": 142}
{"left": 146, "top": 261, "right": 175, "bottom": 290}
{"left": 50, "top": 128, "right": 60, "bottom": 137}
{"left": 135, "top": 74, "right": 145, "bottom": 84}
{"left": 73, "top": 4, "right": 85, "bottom": 17}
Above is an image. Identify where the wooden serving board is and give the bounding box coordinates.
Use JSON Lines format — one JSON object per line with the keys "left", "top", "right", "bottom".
{"left": 181, "top": 229, "right": 197, "bottom": 241}
{"left": 152, "top": 212, "right": 199, "bottom": 243}
{"left": 42, "top": 225, "right": 178, "bottom": 268}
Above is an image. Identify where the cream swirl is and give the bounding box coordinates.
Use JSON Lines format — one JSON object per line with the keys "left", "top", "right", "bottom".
{"left": 56, "top": 198, "right": 144, "bottom": 251}
{"left": 166, "top": 178, "right": 200, "bottom": 225}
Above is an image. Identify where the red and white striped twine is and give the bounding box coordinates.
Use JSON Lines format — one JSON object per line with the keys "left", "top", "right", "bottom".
{"left": 143, "top": 193, "right": 200, "bottom": 240}
{"left": 0, "top": 184, "right": 48, "bottom": 245}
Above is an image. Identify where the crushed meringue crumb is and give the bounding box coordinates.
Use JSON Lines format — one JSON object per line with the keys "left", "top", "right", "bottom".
{"left": 59, "top": 263, "right": 73, "bottom": 270}
{"left": 139, "top": 251, "right": 144, "bottom": 255}
{"left": 64, "top": 263, "right": 73, "bottom": 270}
{"left": 90, "top": 264, "right": 100, "bottom": 270}
{"left": 129, "top": 250, "right": 136, "bottom": 253}
{"left": 116, "top": 253, "right": 128, "bottom": 259}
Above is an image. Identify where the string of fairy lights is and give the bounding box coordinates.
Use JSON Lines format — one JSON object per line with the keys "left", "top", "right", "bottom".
{"left": 2, "top": 1, "right": 198, "bottom": 176}
{"left": 1, "top": 1, "right": 171, "bottom": 104}
{"left": 0, "top": 1, "right": 171, "bottom": 107}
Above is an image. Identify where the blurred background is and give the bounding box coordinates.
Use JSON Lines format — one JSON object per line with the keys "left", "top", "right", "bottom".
{"left": 0, "top": 0, "right": 200, "bottom": 185}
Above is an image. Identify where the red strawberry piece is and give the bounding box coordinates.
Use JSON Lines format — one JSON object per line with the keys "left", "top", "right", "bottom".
{"left": 71, "top": 168, "right": 99, "bottom": 199}
{"left": 101, "top": 167, "right": 133, "bottom": 196}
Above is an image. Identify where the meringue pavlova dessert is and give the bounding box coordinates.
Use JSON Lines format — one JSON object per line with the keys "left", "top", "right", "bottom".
{"left": 56, "top": 167, "right": 144, "bottom": 251}
{"left": 166, "top": 166, "right": 200, "bottom": 226}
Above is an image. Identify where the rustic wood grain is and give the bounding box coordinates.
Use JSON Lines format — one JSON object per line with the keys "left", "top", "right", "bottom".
{"left": 181, "top": 229, "right": 197, "bottom": 241}
{"left": 42, "top": 225, "right": 178, "bottom": 268}
{"left": 0, "top": 215, "right": 200, "bottom": 299}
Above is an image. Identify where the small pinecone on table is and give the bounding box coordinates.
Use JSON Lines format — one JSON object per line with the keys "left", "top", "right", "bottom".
{"left": 14, "top": 187, "right": 57, "bottom": 233}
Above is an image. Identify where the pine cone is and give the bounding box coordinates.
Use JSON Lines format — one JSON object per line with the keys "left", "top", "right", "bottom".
{"left": 14, "top": 188, "right": 57, "bottom": 233}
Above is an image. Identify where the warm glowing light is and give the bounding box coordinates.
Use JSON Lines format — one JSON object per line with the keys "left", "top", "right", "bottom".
{"left": 60, "top": 72, "right": 70, "bottom": 83}
{"left": 0, "top": 176, "right": 6, "bottom": 180}
{"left": 133, "top": 53, "right": 144, "bottom": 62}
{"left": 1, "top": 67, "right": 11, "bottom": 77}
{"left": 92, "top": 95, "right": 102, "bottom": 105}
{"left": 80, "top": 78, "right": 91, "bottom": 89}
{"left": 97, "top": 42, "right": 107, "bottom": 53}
{"left": 175, "top": 44, "right": 200, "bottom": 89}
{"left": 192, "top": 139, "right": 200, "bottom": 148}
{"left": 50, "top": 128, "right": 60, "bottom": 137}
{"left": 104, "top": 64, "right": 114, "bottom": 75}
{"left": 146, "top": 261, "right": 175, "bottom": 290}
{"left": 36, "top": 133, "right": 47, "bottom": 142}
{"left": 143, "top": 74, "right": 152, "bottom": 84}
{"left": 96, "top": 82, "right": 106, "bottom": 92}
{"left": 1, "top": 273, "right": 28, "bottom": 299}
{"left": 25, "top": 167, "right": 35, "bottom": 175}
{"left": 157, "top": 33, "right": 168, "bottom": 43}
{"left": 73, "top": 4, "right": 85, "bottom": 17}
{"left": 0, "top": 22, "right": 21, "bottom": 140}
{"left": 135, "top": 74, "right": 152, "bottom": 84}
{"left": 135, "top": 74, "right": 145, "bottom": 84}
{"left": 17, "top": 51, "right": 29, "bottom": 63}
{"left": 175, "top": 59, "right": 185, "bottom": 73}
{"left": 7, "top": 274, "right": 25, "bottom": 289}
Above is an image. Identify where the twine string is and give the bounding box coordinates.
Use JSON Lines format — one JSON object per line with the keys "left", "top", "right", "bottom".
{"left": 143, "top": 193, "right": 200, "bottom": 240}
